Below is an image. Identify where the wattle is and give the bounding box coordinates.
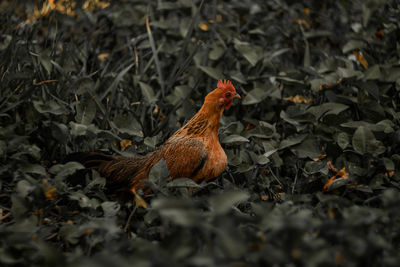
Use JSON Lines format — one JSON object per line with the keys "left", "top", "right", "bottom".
{"left": 224, "top": 101, "right": 233, "bottom": 109}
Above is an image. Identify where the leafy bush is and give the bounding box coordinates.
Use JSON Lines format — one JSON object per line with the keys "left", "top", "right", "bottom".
{"left": 1, "top": 0, "right": 400, "bottom": 266}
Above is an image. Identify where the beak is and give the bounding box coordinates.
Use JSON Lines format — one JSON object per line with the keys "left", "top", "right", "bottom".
{"left": 234, "top": 93, "right": 241, "bottom": 99}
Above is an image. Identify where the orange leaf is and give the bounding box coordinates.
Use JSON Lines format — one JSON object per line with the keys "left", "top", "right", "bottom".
{"left": 120, "top": 139, "right": 132, "bottom": 151}
{"left": 131, "top": 188, "right": 147, "bottom": 209}
{"left": 44, "top": 185, "right": 56, "bottom": 200}
{"left": 374, "top": 29, "right": 384, "bottom": 40}
{"left": 245, "top": 123, "right": 255, "bottom": 131}
{"left": 353, "top": 51, "right": 368, "bottom": 69}
{"left": 328, "top": 208, "right": 335, "bottom": 218}
{"left": 284, "top": 95, "right": 314, "bottom": 104}
{"left": 323, "top": 165, "right": 349, "bottom": 192}
{"left": 198, "top": 23, "right": 209, "bottom": 31}
{"left": 296, "top": 19, "right": 310, "bottom": 28}
{"left": 335, "top": 252, "right": 345, "bottom": 264}
{"left": 98, "top": 53, "right": 110, "bottom": 62}
{"left": 81, "top": 229, "right": 94, "bottom": 236}
{"left": 303, "top": 8, "right": 310, "bottom": 15}
{"left": 386, "top": 170, "right": 395, "bottom": 177}
{"left": 153, "top": 104, "right": 159, "bottom": 115}
{"left": 317, "top": 78, "right": 342, "bottom": 91}
{"left": 291, "top": 249, "right": 301, "bottom": 259}
{"left": 313, "top": 154, "right": 326, "bottom": 161}
{"left": 240, "top": 16, "right": 248, "bottom": 25}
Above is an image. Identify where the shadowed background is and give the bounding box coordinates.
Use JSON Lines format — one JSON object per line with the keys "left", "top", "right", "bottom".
{"left": 1, "top": 0, "right": 400, "bottom": 266}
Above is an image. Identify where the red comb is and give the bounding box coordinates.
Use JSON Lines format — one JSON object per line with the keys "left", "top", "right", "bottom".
{"left": 217, "top": 80, "right": 235, "bottom": 91}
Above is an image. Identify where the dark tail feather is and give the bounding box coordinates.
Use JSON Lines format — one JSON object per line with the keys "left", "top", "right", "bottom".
{"left": 64, "top": 152, "right": 116, "bottom": 168}
{"left": 64, "top": 152, "right": 117, "bottom": 186}
{"left": 64, "top": 152, "right": 146, "bottom": 198}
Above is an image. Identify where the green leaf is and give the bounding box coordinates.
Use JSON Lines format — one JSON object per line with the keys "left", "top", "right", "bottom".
{"left": 341, "top": 121, "right": 387, "bottom": 132}
{"left": 101, "top": 63, "right": 134, "bottom": 100}
{"left": 111, "top": 113, "right": 143, "bottom": 137}
{"left": 0, "top": 34, "right": 12, "bottom": 51}
{"left": 337, "top": 67, "right": 363, "bottom": 79}
{"left": 51, "top": 122, "right": 69, "bottom": 144}
{"left": 293, "top": 138, "right": 321, "bottom": 159}
{"left": 263, "top": 148, "right": 278, "bottom": 158}
{"left": 38, "top": 51, "right": 52, "bottom": 75}
{"left": 16, "top": 180, "right": 35, "bottom": 198}
{"left": 307, "top": 102, "right": 349, "bottom": 119}
{"left": 49, "top": 162, "right": 85, "bottom": 180}
{"left": 148, "top": 159, "right": 170, "bottom": 183}
{"left": 101, "top": 201, "right": 120, "bottom": 217}
{"left": 335, "top": 132, "right": 350, "bottom": 150}
{"left": 305, "top": 161, "right": 327, "bottom": 174}
{"left": 209, "top": 43, "right": 225, "bottom": 60}
{"left": 243, "top": 121, "right": 275, "bottom": 139}
{"left": 342, "top": 40, "right": 366, "bottom": 53}
{"left": 139, "top": 82, "right": 158, "bottom": 104}
{"left": 256, "top": 154, "right": 270, "bottom": 165}
{"left": 11, "top": 195, "right": 28, "bottom": 219}
{"left": 242, "top": 87, "right": 269, "bottom": 105}
{"left": 280, "top": 110, "right": 300, "bottom": 126}
{"left": 152, "top": 198, "right": 202, "bottom": 227}
{"left": 167, "top": 178, "right": 202, "bottom": 188}
{"left": 364, "top": 65, "right": 382, "bottom": 80}
{"left": 69, "top": 192, "right": 100, "bottom": 209}
{"left": 59, "top": 224, "right": 80, "bottom": 244}
{"left": 209, "top": 190, "right": 249, "bottom": 214}
{"left": 352, "top": 126, "right": 375, "bottom": 155}
{"left": 198, "top": 66, "right": 224, "bottom": 80}
{"left": 234, "top": 39, "right": 262, "bottom": 66}
{"left": 75, "top": 99, "right": 96, "bottom": 125}
{"left": 20, "top": 163, "right": 47, "bottom": 176}
{"left": 33, "top": 100, "right": 65, "bottom": 115}
{"left": 279, "top": 134, "right": 308, "bottom": 150}
{"left": 144, "top": 135, "right": 160, "bottom": 149}
{"left": 383, "top": 158, "right": 395, "bottom": 171}
{"left": 221, "top": 135, "right": 249, "bottom": 144}
{"left": 69, "top": 122, "right": 88, "bottom": 136}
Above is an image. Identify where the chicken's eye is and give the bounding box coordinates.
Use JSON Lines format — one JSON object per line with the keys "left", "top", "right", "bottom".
{"left": 225, "top": 93, "right": 231, "bottom": 98}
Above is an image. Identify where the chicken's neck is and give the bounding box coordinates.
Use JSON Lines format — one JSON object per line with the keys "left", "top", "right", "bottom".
{"left": 176, "top": 102, "right": 224, "bottom": 137}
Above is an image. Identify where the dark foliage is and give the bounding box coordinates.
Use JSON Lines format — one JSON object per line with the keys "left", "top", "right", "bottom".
{"left": 1, "top": 0, "right": 400, "bottom": 266}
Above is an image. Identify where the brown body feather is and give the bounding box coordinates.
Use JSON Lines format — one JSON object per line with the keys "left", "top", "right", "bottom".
{"left": 69, "top": 80, "right": 239, "bottom": 195}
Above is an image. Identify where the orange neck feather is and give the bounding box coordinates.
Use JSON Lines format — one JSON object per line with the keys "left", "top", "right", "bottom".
{"left": 175, "top": 90, "right": 225, "bottom": 137}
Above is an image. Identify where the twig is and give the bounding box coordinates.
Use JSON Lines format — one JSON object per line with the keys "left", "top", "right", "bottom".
{"left": 166, "top": 0, "right": 205, "bottom": 90}
{"left": 292, "top": 163, "right": 299, "bottom": 194}
{"left": 268, "top": 166, "right": 283, "bottom": 188}
{"left": 0, "top": 212, "right": 11, "bottom": 221}
{"left": 124, "top": 202, "right": 137, "bottom": 233}
{"left": 298, "top": 23, "right": 310, "bottom": 67}
{"left": 146, "top": 6, "right": 164, "bottom": 97}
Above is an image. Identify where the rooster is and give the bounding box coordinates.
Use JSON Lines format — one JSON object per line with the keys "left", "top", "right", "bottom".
{"left": 68, "top": 80, "right": 240, "bottom": 197}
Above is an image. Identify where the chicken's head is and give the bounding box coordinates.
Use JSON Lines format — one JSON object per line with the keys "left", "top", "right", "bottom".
{"left": 216, "top": 80, "right": 241, "bottom": 109}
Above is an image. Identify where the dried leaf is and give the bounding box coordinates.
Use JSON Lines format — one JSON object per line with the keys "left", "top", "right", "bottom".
{"left": 44, "top": 185, "right": 57, "bottom": 200}
{"left": 198, "top": 23, "right": 209, "bottom": 31}
{"left": 284, "top": 95, "right": 314, "bottom": 104}
{"left": 353, "top": 50, "right": 368, "bottom": 69}
{"left": 313, "top": 154, "right": 326, "bottom": 161}
{"left": 323, "top": 163, "right": 349, "bottom": 192}
{"left": 120, "top": 139, "right": 132, "bottom": 151}
{"left": 98, "top": 53, "right": 110, "bottom": 62}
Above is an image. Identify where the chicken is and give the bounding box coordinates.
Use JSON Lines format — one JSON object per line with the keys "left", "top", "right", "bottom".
{"left": 68, "top": 80, "right": 240, "bottom": 196}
